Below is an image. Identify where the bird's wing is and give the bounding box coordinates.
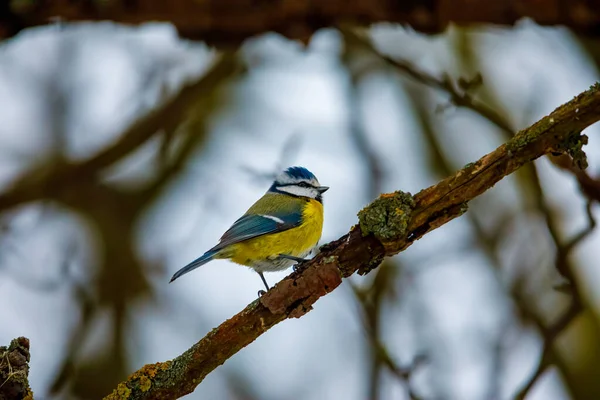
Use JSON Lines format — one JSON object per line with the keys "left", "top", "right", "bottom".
{"left": 213, "top": 211, "right": 303, "bottom": 250}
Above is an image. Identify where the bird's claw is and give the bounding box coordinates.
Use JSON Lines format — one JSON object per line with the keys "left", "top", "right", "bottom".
{"left": 257, "top": 289, "right": 266, "bottom": 298}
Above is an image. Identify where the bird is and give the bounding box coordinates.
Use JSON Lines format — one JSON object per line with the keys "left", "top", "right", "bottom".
{"left": 170, "top": 166, "right": 329, "bottom": 292}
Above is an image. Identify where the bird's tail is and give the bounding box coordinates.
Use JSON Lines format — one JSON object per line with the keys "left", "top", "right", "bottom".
{"left": 170, "top": 250, "right": 218, "bottom": 283}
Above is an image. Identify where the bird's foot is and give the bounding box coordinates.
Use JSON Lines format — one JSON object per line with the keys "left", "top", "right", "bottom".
{"left": 257, "top": 272, "right": 270, "bottom": 295}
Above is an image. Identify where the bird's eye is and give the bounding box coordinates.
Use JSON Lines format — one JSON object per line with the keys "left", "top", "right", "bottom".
{"left": 298, "top": 182, "right": 310, "bottom": 188}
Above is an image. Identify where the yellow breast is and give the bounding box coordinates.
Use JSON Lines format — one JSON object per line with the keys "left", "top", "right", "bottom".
{"left": 228, "top": 199, "right": 324, "bottom": 267}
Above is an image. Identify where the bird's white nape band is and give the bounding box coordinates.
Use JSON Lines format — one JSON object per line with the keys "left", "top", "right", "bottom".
{"left": 261, "top": 214, "right": 285, "bottom": 224}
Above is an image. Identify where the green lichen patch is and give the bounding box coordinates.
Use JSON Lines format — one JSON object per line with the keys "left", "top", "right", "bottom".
{"left": 564, "top": 132, "right": 589, "bottom": 169}
{"left": 23, "top": 388, "right": 34, "bottom": 400}
{"left": 0, "top": 337, "right": 31, "bottom": 400}
{"left": 358, "top": 191, "right": 415, "bottom": 242}
{"left": 104, "top": 361, "right": 173, "bottom": 399}
{"left": 507, "top": 116, "right": 556, "bottom": 153}
{"left": 548, "top": 131, "right": 589, "bottom": 170}
{"left": 138, "top": 375, "right": 151, "bottom": 392}
{"left": 322, "top": 255, "right": 338, "bottom": 264}
{"left": 115, "top": 382, "right": 132, "bottom": 399}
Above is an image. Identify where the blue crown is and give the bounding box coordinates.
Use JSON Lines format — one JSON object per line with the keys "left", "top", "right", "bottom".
{"left": 284, "top": 166, "right": 316, "bottom": 181}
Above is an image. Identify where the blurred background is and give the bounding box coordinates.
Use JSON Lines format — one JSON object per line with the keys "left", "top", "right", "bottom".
{"left": 1, "top": 3, "right": 600, "bottom": 400}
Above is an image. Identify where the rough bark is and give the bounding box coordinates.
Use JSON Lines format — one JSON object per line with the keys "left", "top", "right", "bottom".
{"left": 104, "top": 84, "right": 600, "bottom": 400}
{"left": 0, "top": 337, "right": 33, "bottom": 400}
{"left": 4, "top": 0, "right": 600, "bottom": 45}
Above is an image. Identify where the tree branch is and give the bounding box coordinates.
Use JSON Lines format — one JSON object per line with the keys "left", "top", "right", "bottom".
{"left": 4, "top": 0, "right": 600, "bottom": 45}
{"left": 104, "top": 83, "right": 600, "bottom": 399}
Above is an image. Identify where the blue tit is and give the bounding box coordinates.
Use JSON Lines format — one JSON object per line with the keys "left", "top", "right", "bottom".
{"left": 170, "top": 166, "right": 329, "bottom": 291}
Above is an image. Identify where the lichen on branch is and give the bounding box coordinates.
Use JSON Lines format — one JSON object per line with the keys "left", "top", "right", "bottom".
{"left": 358, "top": 190, "right": 415, "bottom": 245}
{"left": 559, "top": 133, "right": 589, "bottom": 169}
{"left": 0, "top": 337, "right": 33, "bottom": 400}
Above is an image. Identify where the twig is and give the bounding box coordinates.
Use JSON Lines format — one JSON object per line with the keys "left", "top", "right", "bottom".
{"left": 340, "top": 27, "right": 513, "bottom": 133}
{"left": 514, "top": 299, "right": 582, "bottom": 400}
{"left": 350, "top": 269, "right": 425, "bottom": 400}
{"left": 241, "top": 133, "right": 303, "bottom": 184}
{"left": 350, "top": 264, "right": 394, "bottom": 400}
{"left": 555, "top": 200, "right": 597, "bottom": 292}
{"left": 104, "top": 83, "right": 600, "bottom": 400}
{"left": 514, "top": 200, "right": 595, "bottom": 399}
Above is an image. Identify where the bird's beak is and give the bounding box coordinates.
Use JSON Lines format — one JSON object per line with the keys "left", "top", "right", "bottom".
{"left": 317, "top": 186, "right": 329, "bottom": 193}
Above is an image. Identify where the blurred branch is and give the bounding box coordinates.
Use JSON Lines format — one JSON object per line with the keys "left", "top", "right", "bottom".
{"left": 514, "top": 300, "right": 581, "bottom": 400}
{"left": 343, "top": 48, "right": 395, "bottom": 398}
{"left": 382, "top": 354, "right": 426, "bottom": 400}
{"left": 351, "top": 264, "right": 394, "bottom": 400}
{"left": 411, "top": 75, "right": 595, "bottom": 398}
{"left": 48, "top": 274, "right": 96, "bottom": 395}
{"left": 106, "top": 84, "right": 600, "bottom": 399}
{"left": 4, "top": 0, "right": 600, "bottom": 45}
{"left": 0, "top": 337, "right": 32, "bottom": 400}
{"left": 347, "top": 25, "right": 600, "bottom": 396}
{"left": 340, "top": 27, "right": 513, "bottom": 134}
{"left": 552, "top": 152, "right": 600, "bottom": 203}
{"left": 342, "top": 27, "right": 600, "bottom": 205}
{"left": 345, "top": 24, "right": 600, "bottom": 288}
{"left": 0, "top": 53, "right": 240, "bottom": 214}
{"left": 560, "top": 200, "right": 597, "bottom": 265}
{"left": 353, "top": 27, "right": 600, "bottom": 396}
{"left": 341, "top": 27, "right": 512, "bottom": 132}
{"left": 351, "top": 265, "right": 425, "bottom": 400}
{"left": 555, "top": 200, "right": 597, "bottom": 288}
{"left": 49, "top": 57, "right": 238, "bottom": 397}
{"left": 514, "top": 200, "right": 596, "bottom": 399}
{"left": 241, "top": 133, "right": 303, "bottom": 184}
{"left": 0, "top": 52, "right": 240, "bottom": 398}
{"left": 137, "top": 72, "right": 229, "bottom": 200}
{"left": 407, "top": 79, "right": 519, "bottom": 399}
{"left": 343, "top": 60, "right": 386, "bottom": 202}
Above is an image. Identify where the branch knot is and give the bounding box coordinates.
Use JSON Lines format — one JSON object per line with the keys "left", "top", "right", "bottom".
{"left": 358, "top": 190, "right": 415, "bottom": 248}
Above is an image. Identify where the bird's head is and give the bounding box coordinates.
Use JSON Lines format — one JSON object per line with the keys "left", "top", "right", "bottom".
{"left": 269, "top": 166, "right": 329, "bottom": 202}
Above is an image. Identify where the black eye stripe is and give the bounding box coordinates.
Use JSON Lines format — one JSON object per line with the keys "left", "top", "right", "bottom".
{"left": 277, "top": 182, "right": 314, "bottom": 188}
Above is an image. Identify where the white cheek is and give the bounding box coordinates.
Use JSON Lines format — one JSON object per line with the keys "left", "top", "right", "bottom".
{"left": 276, "top": 186, "right": 317, "bottom": 198}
